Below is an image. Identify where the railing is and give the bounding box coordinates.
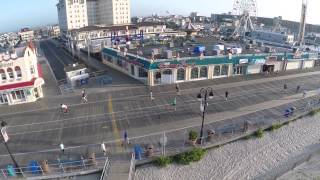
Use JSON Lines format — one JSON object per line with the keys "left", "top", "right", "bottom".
{"left": 100, "top": 157, "right": 110, "bottom": 180}
{"left": 128, "top": 153, "right": 136, "bottom": 180}
{"left": 0, "top": 156, "right": 108, "bottom": 179}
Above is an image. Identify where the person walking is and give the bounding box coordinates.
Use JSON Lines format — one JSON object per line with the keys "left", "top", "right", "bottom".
{"left": 82, "top": 89, "right": 87, "bottom": 103}
{"left": 303, "top": 90, "right": 307, "bottom": 98}
{"left": 61, "top": 104, "right": 68, "bottom": 113}
{"left": 225, "top": 91, "right": 229, "bottom": 101}
{"left": 150, "top": 90, "right": 155, "bottom": 101}
{"left": 60, "top": 143, "right": 65, "bottom": 153}
{"left": 176, "top": 84, "right": 180, "bottom": 95}
{"left": 284, "top": 84, "right": 287, "bottom": 90}
{"left": 296, "top": 85, "right": 300, "bottom": 93}
{"left": 124, "top": 130, "right": 129, "bottom": 145}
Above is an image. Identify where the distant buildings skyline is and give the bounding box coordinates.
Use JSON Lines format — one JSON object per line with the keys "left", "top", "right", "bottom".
{"left": 0, "top": 0, "right": 319, "bottom": 33}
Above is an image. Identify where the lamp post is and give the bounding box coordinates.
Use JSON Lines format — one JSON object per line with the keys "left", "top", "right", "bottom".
{"left": 197, "top": 88, "right": 214, "bottom": 145}
{"left": 1, "top": 121, "right": 20, "bottom": 171}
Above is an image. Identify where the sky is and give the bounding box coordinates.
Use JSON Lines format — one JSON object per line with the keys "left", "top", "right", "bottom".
{"left": 0, "top": 0, "right": 319, "bottom": 33}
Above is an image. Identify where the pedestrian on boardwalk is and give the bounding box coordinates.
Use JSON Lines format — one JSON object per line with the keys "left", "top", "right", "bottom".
{"left": 101, "top": 142, "right": 106, "bottom": 155}
{"left": 303, "top": 90, "right": 307, "bottom": 98}
{"left": 60, "top": 143, "right": 65, "bottom": 153}
{"left": 225, "top": 91, "right": 229, "bottom": 101}
{"left": 82, "top": 89, "right": 87, "bottom": 103}
{"left": 296, "top": 85, "right": 300, "bottom": 93}
{"left": 150, "top": 90, "right": 155, "bottom": 101}
{"left": 284, "top": 84, "right": 287, "bottom": 90}
{"left": 124, "top": 130, "right": 129, "bottom": 145}
{"left": 61, "top": 104, "right": 68, "bottom": 113}
{"left": 176, "top": 84, "right": 180, "bottom": 95}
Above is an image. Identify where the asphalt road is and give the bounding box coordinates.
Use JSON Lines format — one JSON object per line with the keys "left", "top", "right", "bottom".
{"left": 40, "top": 40, "right": 75, "bottom": 81}
{"left": 1, "top": 71, "right": 320, "bottom": 160}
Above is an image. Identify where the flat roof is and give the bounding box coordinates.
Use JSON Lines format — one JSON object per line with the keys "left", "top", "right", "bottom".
{"left": 64, "top": 64, "right": 87, "bottom": 72}
{"left": 126, "top": 37, "right": 292, "bottom": 60}
{"left": 71, "top": 22, "right": 165, "bottom": 33}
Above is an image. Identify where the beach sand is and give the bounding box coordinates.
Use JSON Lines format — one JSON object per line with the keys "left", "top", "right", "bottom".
{"left": 136, "top": 115, "right": 320, "bottom": 180}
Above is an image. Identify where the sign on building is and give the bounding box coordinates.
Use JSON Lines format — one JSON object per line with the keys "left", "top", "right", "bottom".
{"left": 1, "top": 127, "right": 9, "bottom": 143}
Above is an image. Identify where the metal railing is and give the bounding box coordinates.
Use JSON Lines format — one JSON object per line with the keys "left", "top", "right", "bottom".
{"left": 128, "top": 153, "right": 136, "bottom": 180}
{"left": 0, "top": 156, "right": 108, "bottom": 179}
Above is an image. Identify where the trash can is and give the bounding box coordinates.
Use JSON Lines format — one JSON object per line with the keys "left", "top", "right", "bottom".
{"left": 207, "top": 130, "right": 215, "bottom": 142}
{"left": 87, "top": 152, "right": 97, "bottom": 166}
{"left": 41, "top": 160, "right": 50, "bottom": 174}
{"left": 146, "top": 144, "right": 154, "bottom": 158}
{"left": 134, "top": 145, "right": 143, "bottom": 160}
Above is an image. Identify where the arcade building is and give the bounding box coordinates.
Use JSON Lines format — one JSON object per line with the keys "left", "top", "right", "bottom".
{"left": 101, "top": 46, "right": 319, "bottom": 86}
{"left": 0, "top": 42, "right": 45, "bottom": 105}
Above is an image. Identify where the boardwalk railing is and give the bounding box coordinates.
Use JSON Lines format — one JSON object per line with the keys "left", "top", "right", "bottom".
{"left": 128, "top": 153, "right": 136, "bottom": 180}
{"left": 0, "top": 156, "right": 109, "bottom": 179}
{"left": 100, "top": 157, "right": 110, "bottom": 180}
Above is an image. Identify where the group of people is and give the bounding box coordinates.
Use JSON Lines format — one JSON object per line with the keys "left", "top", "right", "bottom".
{"left": 60, "top": 89, "right": 88, "bottom": 113}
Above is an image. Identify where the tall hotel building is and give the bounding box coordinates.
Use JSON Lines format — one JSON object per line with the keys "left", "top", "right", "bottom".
{"left": 57, "top": 0, "right": 131, "bottom": 33}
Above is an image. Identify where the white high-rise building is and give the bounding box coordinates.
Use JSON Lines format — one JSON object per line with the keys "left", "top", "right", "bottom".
{"left": 97, "top": 0, "right": 131, "bottom": 25}
{"left": 57, "top": 0, "right": 89, "bottom": 33}
{"left": 57, "top": 0, "right": 131, "bottom": 34}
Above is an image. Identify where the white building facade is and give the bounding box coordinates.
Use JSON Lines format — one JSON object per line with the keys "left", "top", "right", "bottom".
{"left": 57, "top": 0, "right": 89, "bottom": 33}
{"left": 97, "top": 0, "right": 131, "bottom": 25}
{"left": 18, "top": 29, "right": 34, "bottom": 42}
{"left": 0, "top": 43, "right": 45, "bottom": 105}
{"left": 57, "top": 0, "right": 131, "bottom": 34}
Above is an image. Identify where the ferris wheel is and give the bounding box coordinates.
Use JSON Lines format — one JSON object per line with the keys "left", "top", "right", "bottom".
{"left": 231, "top": 0, "right": 258, "bottom": 38}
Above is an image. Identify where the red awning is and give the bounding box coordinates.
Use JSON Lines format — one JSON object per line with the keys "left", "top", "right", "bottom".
{"left": 0, "top": 78, "right": 37, "bottom": 91}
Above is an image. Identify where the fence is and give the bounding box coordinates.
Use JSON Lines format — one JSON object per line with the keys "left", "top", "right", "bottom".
{"left": 128, "top": 153, "right": 136, "bottom": 180}
{"left": 0, "top": 156, "right": 108, "bottom": 179}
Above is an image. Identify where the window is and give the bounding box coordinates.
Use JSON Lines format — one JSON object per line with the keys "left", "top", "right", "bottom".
{"left": 117, "top": 59, "right": 123, "bottom": 67}
{"left": 200, "top": 66, "right": 208, "bottom": 78}
{"left": 162, "top": 69, "right": 172, "bottom": 75}
{"left": 138, "top": 67, "right": 147, "bottom": 78}
{"left": 0, "top": 69, "right": 6, "bottom": 81}
{"left": 131, "top": 65, "right": 135, "bottom": 76}
{"left": 214, "top": 66, "right": 221, "bottom": 76}
{"left": 7, "top": 68, "right": 14, "bottom": 79}
{"left": 191, "top": 67, "right": 199, "bottom": 79}
{"left": 15, "top": 66, "right": 22, "bottom": 78}
{"left": 11, "top": 89, "right": 26, "bottom": 100}
{"left": 177, "top": 68, "right": 185, "bottom": 81}
{"left": 30, "top": 65, "right": 35, "bottom": 74}
{"left": 221, "top": 65, "right": 229, "bottom": 76}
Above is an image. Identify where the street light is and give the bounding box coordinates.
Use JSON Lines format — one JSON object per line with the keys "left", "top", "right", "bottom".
{"left": 197, "top": 88, "right": 214, "bottom": 145}
{"left": 1, "top": 121, "right": 20, "bottom": 172}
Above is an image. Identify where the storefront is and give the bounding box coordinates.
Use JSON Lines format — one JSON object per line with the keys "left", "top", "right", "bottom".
{"left": 247, "top": 59, "right": 265, "bottom": 74}
{"left": 286, "top": 60, "right": 301, "bottom": 70}
{"left": 0, "top": 42, "right": 45, "bottom": 105}
{"left": 101, "top": 47, "right": 319, "bottom": 86}
{"left": 302, "top": 60, "right": 314, "bottom": 69}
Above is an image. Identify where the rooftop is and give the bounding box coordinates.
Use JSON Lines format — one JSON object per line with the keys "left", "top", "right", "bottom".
{"left": 64, "top": 64, "right": 87, "bottom": 72}
{"left": 71, "top": 22, "right": 165, "bottom": 33}
{"left": 126, "top": 37, "right": 292, "bottom": 60}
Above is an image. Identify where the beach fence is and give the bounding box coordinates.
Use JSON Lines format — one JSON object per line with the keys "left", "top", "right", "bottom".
{"left": 0, "top": 156, "right": 108, "bottom": 179}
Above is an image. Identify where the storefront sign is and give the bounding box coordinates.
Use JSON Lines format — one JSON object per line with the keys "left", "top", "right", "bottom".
{"left": 117, "top": 52, "right": 126, "bottom": 58}
{"left": 239, "top": 59, "right": 248, "bottom": 64}
{"left": 251, "top": 59, "right": 265, "bottom": 65}
{"left": 293, "top": 52, "right": 302, "bottom": 59}
{"left": 0, "top": 62, "right": 13, "bottom": 69}
{"left": 267, "top": 56, "right": 277, "bottom": 61}
{"left": 158, "top": 63, "right": 195, "bottom": 69}
{"left": 127, "top": 59, "right": 145, "bottom": 67}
